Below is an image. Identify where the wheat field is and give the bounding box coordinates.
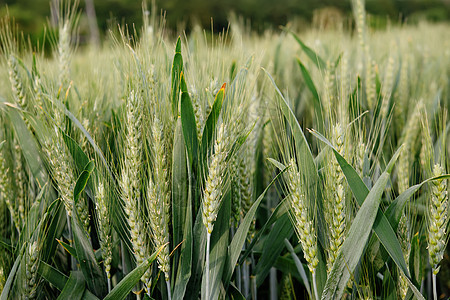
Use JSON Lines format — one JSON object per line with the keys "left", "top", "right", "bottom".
{"left": 0, "top": 0, "right": 449, "bottom": 299}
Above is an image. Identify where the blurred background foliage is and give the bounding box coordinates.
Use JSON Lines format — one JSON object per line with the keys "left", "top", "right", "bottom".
{"left": 0, "top": 0, "right": 449, "bottom": 48}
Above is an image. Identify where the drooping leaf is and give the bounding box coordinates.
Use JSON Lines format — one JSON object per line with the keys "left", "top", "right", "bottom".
{"left": 385, "top": 174, "right": 450, "bottom": 232}
{"left": 61, "top": 107, "right": 112, "bottom": 180}
{"left": 58, "top": 239, "right": 78, "bottom": 260}
{"left": 263, "top": 69, "right": 317, "bottom": 189}
{"left": 61, "top": 129, "right": 90, "bottom": 175}
{"left": 274, "top": 256, "right": 303, "bottom": 283}
{"left": 265, "top": 69, "right": 327, "bottom": 296}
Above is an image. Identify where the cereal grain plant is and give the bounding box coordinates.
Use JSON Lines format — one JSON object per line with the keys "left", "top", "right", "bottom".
{"left": 0, "top": 0, "right": 449, "bottom": 299}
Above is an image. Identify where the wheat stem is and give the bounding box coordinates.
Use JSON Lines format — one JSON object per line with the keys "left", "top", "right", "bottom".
{"left": 205, "top": 231, "right": 211, "bottom": 300}
{"left": 432, "top": 273, "right": 437, "bottom": 300}
{"left": 313, "top": 271, "right": 319, "bottom": 300}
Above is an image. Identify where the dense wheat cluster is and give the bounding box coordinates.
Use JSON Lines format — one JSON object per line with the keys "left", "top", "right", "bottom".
{"left": 0, "top": 0, "right": 449, "bottom": 299}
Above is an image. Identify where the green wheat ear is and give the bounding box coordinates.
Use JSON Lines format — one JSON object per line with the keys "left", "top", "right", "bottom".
{"left": 325, "top": 122, "right": 347, "bottom": 271}
{"left": 428, "top": 164, "right": 448, "bottom": 275}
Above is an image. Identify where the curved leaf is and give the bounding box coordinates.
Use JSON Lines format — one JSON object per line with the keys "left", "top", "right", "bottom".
{"left": 104, "top": 246, "right": 164, "bottom": 300}
{"left": 57, "top": 271, "right": 85, "bottom": 300}
{"left": 255, "top": 213, "right": 293, "bottom": 286}
{"left": 321, "top": 147, "right": 404, "bottom": 300}
{"left": 224, "top": 167, "right": 287, "bottom": 285}
{"left": 284, "top": 239, "right": 311, "bottom": 298}
{"left": 72, "top": 161, "right": 106, "bottom": 297}
{"left": 296, "top": 58, "right": 323, "bottom": 131}
{"left": 289, "top": 31, "right": 326, "bottom": 71}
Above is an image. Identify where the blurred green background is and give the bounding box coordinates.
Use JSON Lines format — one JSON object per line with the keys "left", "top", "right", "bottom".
{"left": 1, "top": 0, "right": 449, "bottom": 45}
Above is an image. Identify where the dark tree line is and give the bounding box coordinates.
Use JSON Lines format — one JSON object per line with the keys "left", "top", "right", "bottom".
{"left": 1, "top": 0, "right": 449, "bottom": 45}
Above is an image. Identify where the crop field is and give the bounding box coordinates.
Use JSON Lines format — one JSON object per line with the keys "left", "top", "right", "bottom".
{"left": 0, "top": 0, "right": 449, "bottom": 299}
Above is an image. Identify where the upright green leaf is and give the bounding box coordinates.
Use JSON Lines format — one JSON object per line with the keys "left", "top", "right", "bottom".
{"left": 296, "top": 58, "right": 324, "bottom": 131}
{"left": 0, "top": 246, "right": 23, "bottom": 300}
{"left": 172, "top": 118, "right": 193, "bottom": 299}
{"left": 201, "top": 192, "right": 230, "bottom": 300}
{"left": 40, "top": 200, "right": 67, "bottom": 263}
{"left": 200, "top": 83, "right": 226, "bottom": 165}
{"left": 72, "top": 161, "right": 106, "bottom": 298}
{"left": 171, "top": 37, "right": 183, "bottom": 118}
{"left": 172, "top": 118, "right": 188, "bottom": 265}
{"left": 173, "top": 186, "right": 193, "bottom": 299}
{"left": 185, "top": 209, "right": 207, "bottom": 300}
{"left": 74, "top": 161, "right": 95, "bottom": 202}
{"left": 180, "top": 81, "right": 198, "bottom": 166}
